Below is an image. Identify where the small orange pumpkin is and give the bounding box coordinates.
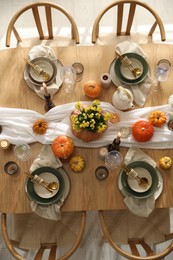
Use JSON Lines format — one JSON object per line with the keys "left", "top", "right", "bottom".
{"left": 148, "top": 110, "right": 167, "bottom": 127}
{"left": 33, "top": 119, "right": 48, "bottom": 135}
{"left": 132, "top": 120, "right": 154, "bottom": 142}
{"left": 52, "top": 135, "right": 74, "bottom": 159}
{"left": 84, "top": 80, "right": 101, "bottom": 98}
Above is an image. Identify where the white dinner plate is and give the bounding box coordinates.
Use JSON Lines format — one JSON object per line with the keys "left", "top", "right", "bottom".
{"left": 34, "top": 172, "right": 59, "bottom": 199}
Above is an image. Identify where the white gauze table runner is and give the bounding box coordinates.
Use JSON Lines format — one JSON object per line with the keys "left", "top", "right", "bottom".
{"left": 0, "top": 102, "right": 173, "bottom": 149}
{"left": 0, "top": 101, "right": 173, "bottom": 149}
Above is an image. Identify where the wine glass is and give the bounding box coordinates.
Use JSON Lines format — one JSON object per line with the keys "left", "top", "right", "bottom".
{"left": 14, "top": 143, "right": 32, "bottom": 162}
{"left": 105, "top": 150, "right": 123, "bottom": 170}
{"left": 60, "top": 65, "right": 76, "bottom": 93}
{"left": 151, "top": 59, "right": 171, "bottom": 92}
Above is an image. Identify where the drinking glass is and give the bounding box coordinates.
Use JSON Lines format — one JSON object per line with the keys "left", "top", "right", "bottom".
{"left": 60, "top": 65, "right": 76, "bottom": 93}
{"left": 72, "top": 62, "right": 84, "bottom": 81}
{"left": 151, "top": 59, "right": 171, "bottom": 92}
{"left": 14, "top": 143, "right": 32, "bottom": 161}
{"left": 105, "top": 150, "right": 123, "bottom": 170}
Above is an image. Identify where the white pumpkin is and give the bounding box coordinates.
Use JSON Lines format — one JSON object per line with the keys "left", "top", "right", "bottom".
{"left": 168, "top": 94, "right": 173, "bottom": 108}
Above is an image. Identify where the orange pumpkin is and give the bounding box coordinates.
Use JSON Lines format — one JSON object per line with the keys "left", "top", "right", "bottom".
{"left": 132, "top": 120, "right": 154, "bottom": 142}
{"left": 84, "top": 80, "right": 101, "bottom": 98}
{"left": 52, "top": 136, "right": 74, "bottom": 159}
{"left": 148, "top": 110, "right": 167, "bottom": 127}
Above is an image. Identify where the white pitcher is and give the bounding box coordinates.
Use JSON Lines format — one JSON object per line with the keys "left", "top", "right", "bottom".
{"left": 112, "top": 86, "right": 134, "bottom": 111}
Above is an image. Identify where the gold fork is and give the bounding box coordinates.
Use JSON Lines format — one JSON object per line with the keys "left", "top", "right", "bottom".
{"left": 115, "top": 50, "right": 142, "bottom": 78}
{"left": 24, "top": 58, "right": 50, "bottom": 81}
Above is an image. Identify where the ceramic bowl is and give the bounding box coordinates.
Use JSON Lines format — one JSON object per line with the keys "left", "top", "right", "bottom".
{"left": 120, "top": 161, "right": 159, "bottom": 199}
{"left": 26, "top": 57, "right": 57, "bottom": 86}
{"left": 25, "top": 166, "right": 64, "bottom": 205}
{"left": 114, "top": 53, "right": 149, "bottom": 85}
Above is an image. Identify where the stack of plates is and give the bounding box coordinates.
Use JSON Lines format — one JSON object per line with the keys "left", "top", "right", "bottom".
{"left": 110, "top": 53, "right": 149, "bottom": 85}
{"left": 26, "top": 57, "right": 57, "bottom": 87}
{"left": 119, "top": 161, "right": 161, "bottom": 199}
{"left": 25, "top": 166, "right": 64, "bottom": 205}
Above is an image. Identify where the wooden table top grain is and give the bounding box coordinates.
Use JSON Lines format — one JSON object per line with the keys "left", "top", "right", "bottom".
{"left": 0, "top": 44, "right": 173, "bottom": 213}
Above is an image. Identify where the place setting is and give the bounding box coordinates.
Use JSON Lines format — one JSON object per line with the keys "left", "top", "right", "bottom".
{"left": 24, "top": 145, "right": 71, "bottom": 220}
{"left": 23, "top": 45, "right": 63, "bottom": 99}
{"left": 104, "top": 147, "right": 163, "bottom": 217}
{"left": 109, "top": 41, "right": 151, "bottom": 108}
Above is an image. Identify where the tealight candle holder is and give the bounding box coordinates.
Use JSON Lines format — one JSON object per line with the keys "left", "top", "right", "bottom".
{"left": 0, "top": 139, "right": 11, "bottom": 149}
{"left": 4, "top": 161, "right": 20, "bottom": 176}
{"left": 100, "top": 73, "right": 112, "bottom": 88}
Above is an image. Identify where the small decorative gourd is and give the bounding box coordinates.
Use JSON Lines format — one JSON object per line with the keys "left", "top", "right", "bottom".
{"left": 32, "top": 119, "right": 48, "bottom": 135}
{"left": 132, "top": 120, "right": 154, "bottom": 142}
{"left": 148, "top": 110, "right": 167, "bottom": 127}
{"left": 159, "top": 156, "right": 172, "bottom": 169}
{"left": 69, "top": 155, "right": 86, "bottom": 172}
{"left": 84, "top": 80, "right": 101, "bottom": 98}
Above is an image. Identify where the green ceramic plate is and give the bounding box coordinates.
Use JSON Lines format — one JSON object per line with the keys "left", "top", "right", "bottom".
{"left": 120, "top": 161, "right": 159, "bottom": 199}
{"left": 114, "top": 53, "right": 149, "bottom": 85}
{"left": 25, "top": 166, "right": 64, "bottom": 205}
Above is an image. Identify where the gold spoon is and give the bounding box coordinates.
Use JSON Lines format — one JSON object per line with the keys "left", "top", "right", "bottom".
{"left": 24, "top": 172, "right": 59, "bottom": 193}
{"left": 120, "top": 163, "right": 149, "bottom": 187}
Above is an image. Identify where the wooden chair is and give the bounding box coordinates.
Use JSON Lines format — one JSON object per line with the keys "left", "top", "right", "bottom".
{"left": 98, "top": 209, "right": 173, "bottom": 259}
{"left": 92, "top": 0, "right": 166, "bottom": 45}
{"left": 1, "top": 211, "right": 86, "bottom": 260}
{"left": 6, "top": 2, "right": 79, "bottom": 47}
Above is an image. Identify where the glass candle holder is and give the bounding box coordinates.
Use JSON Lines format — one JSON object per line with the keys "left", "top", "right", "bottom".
{"left": 72, "top": 62, "right": 84, "bottom": 82}
{"left": 4, "top": 161, "right": 20, "bottom": 175}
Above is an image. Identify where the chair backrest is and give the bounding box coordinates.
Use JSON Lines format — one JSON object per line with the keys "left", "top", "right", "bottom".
{"left": 1, "top": 211, "right": 86, "bottom": 260}
{"left": 98, "top": 209, "right": 173, "bottom": 260}
{"left": 6, "top": 2, "right": 79, "bottom": 47}
{"left": 92, "top": 0, "right": 166, "bottom": 44}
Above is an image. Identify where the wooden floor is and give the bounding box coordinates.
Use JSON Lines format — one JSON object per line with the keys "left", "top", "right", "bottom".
{"left": 0, "top": 0, "right": 173, "bottom": 259}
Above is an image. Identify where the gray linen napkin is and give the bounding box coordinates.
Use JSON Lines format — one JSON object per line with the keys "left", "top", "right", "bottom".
{"left": 29, "top": 145, "right": 66, "bottom": 220}
{"left": 122, "top": 147, "right": 156, "bottom": 217}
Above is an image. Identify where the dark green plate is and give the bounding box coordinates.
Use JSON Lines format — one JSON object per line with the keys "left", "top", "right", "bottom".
{"left": 120, "top": 161, "right": 159, "bottom": 199}
{"left": 25, "top": 166, "right": 64, "bottom": 205}
{"left": 114, "top": 53, "right": 149, "bottom": 85}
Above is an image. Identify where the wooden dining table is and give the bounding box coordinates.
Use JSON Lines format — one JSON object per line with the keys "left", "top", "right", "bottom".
{"left": 0, "top": 43, "right": 173, "bottom": 214}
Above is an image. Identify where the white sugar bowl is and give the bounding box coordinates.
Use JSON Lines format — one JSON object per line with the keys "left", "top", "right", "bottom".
{"left": 112, "top": 86, "right": 135, "bottom": 111}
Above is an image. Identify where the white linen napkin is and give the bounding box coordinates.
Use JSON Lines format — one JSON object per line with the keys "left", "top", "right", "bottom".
{"left": 25, "top": 45, "right": 62, "bottom": 99}
{"left": 29, "top": 145, "right": 65, "bottom": 220}
{"left": 115, "top": 41, "right": 152, "bottom": 107}
{"left": 122, "top": 147, "right": 157, "bottom": 217}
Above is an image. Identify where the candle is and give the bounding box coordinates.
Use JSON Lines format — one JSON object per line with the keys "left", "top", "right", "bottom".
{"left": 42, "top": 82, "right": 49, "bottom": 96}
{"left": 114, "top": 132, "right": 121, "bottom": 144}
{"left": 99, "top": 147, "right": 108, "bottom": 160}
{"left": 100, "top": 73, "right": 112, "bottom": 88}
{"left": 0, "top": 139, "right": 11, "bottom": 149}
{"left": 110, "top": 113, "right": 120, "bottom": 124}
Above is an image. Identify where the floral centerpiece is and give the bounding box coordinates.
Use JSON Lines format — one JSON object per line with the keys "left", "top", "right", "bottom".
{"left": 70, "top": 100, "right": 111, "bottom": 142}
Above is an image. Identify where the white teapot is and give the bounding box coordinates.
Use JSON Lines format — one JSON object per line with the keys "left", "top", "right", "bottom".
{"left": 112, "top": 86, "right": 134, "bottom": 111}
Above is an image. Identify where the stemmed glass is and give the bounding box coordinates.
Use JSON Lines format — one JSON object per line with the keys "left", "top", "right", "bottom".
{"left": 105, "top": 150, "right": 123, "bottom": 170}
{"left": 14, "top": 143, "right": 32, "bottom": 162}
{"left": 60, "top": 65, "right": 76, "bottom": 93}
{"left": 151, "top": 59, "right": 171, "bottom": 92}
